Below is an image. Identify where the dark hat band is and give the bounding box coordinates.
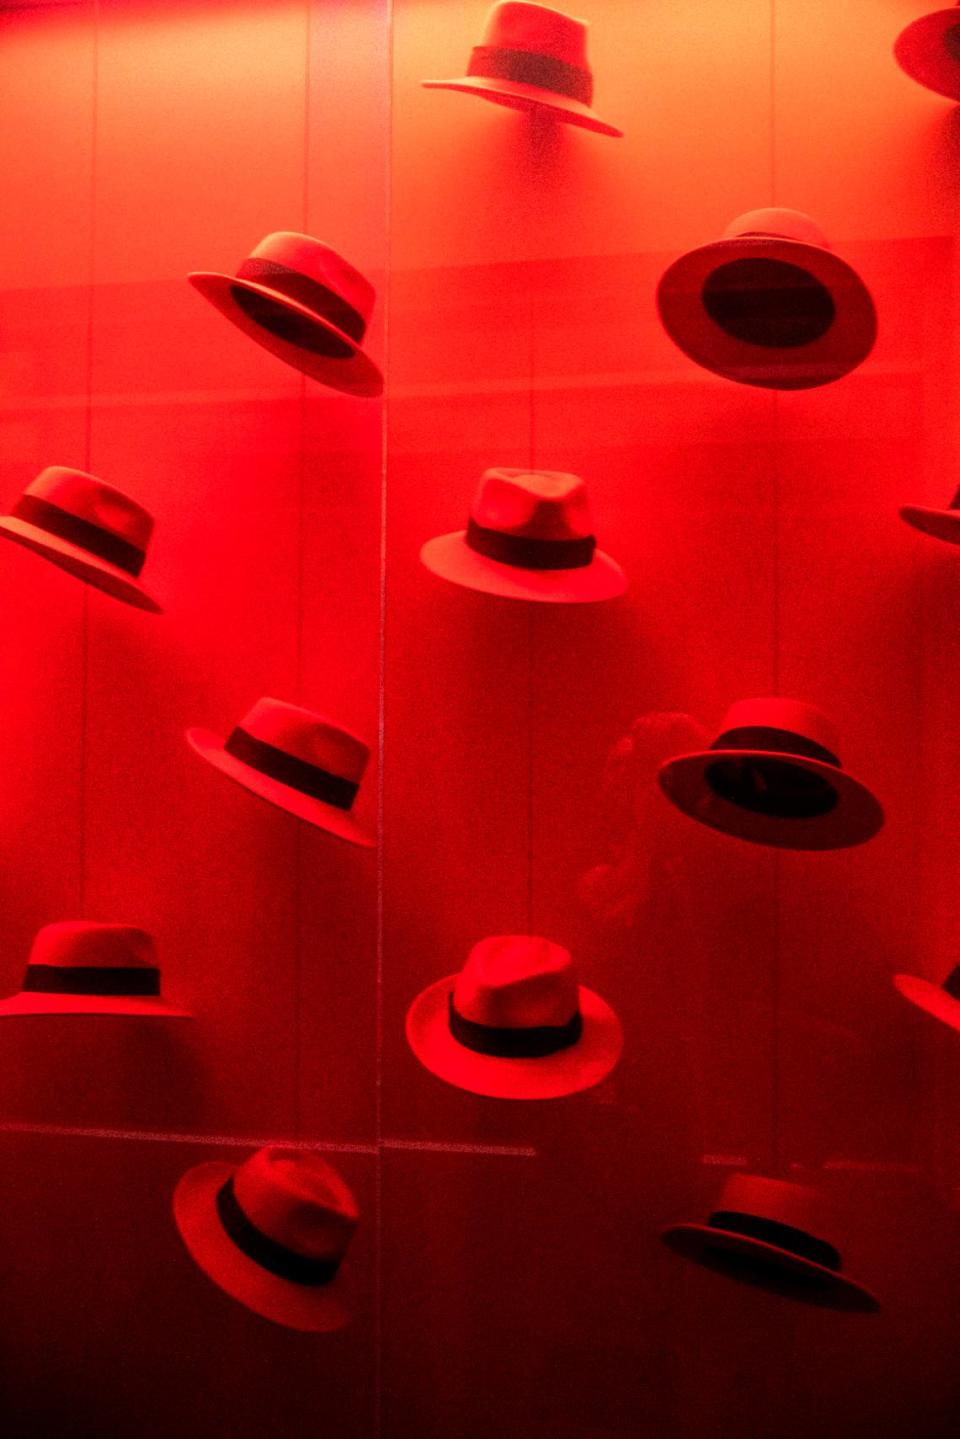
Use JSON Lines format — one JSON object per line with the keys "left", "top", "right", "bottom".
{"left": 467, "top": 44, "right": 593, "bottom": 105}
{"left": 21, "top": 963, "right": 161, "bottom": 997}
{"left": 448, "top": 992, "right": 583, "bottom": 1058}
{"left": 709, "top": 1211, "right": 841, "bottom": 1271}
{"left": 943, "top": 965, "right": 960, "bottom": 1000}
{"left": 224, "top": 727, "right": 360, "bottom": 811}
{"left": 466, "top": 517, "right": 596, "bottom": 571}
{"left": 235, "top": 259, "right": 367, "bottom": 344}
{"left": 711, "top": 726, "right": 841, "bottom": 768}
{"left": 13, "top": 494, "right": 147, "bottom": 577}
{"left": 216, "top": 1178, "right": 342, "bottom": 1287}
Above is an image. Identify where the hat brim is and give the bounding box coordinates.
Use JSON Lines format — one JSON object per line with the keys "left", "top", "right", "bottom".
{"left": 657, "top": 747, "right": 884, "bottom": 851}
{"left": 187, "top": 274, "right": 383, "bottom": 398}
{"left": 899, "top": 504, "right": 960, "bottom": 546}
{"left": 421, "top": 76, "right": 622, "bottom": 137}
{"left": 656, "top": 236, "right": 877, "bottom": 390}
{"left": 0, "top": 516, "right": 161, "bottom": 612}
{"left": 894, "top": 10, "right": 960, "bottom": 101}
{"left": 186, "top": 728, "right": 375, "bottom": 849}
{"left": 405, "top": 975, "right": 623, "bottom": 1100}
{"left": 893, "top": 972, "right": 960, "bottom": 1033}
{"left": 0, "top": 990, "right": 190, "bottom": 1018}
{"left": 173, "top": 1161, "right": 351, "bottom": 1333}
{"left": 661, "top": 1223, "right": 879, "bottom": 1311}
{"left": 420, "top": 532, "right": 627, "bottom": 604}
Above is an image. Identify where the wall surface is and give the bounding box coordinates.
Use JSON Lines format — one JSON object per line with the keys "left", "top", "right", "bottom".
{"left": 1, "top": 0, "right": 959, "bottom": 1435}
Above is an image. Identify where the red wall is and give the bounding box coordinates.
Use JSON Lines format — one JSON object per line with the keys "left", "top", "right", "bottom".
{"left": 1, "top": 0, "right": 959, "bottom": 1434}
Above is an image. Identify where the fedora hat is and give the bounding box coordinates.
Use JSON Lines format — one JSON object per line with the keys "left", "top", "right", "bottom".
{"left": 656, "top": 209, "right": 877, "bottom": 390}
{"left": 662, "top": 1173, "right": 879, "bottom": 1311}
{"left": 657, "top": 697, "right": 884, "bottom": 851}
{"left": 893, "top": 964, "right": 960, "bottom": 1032}
{"left": 187, "top": 697, "right": 375, "bottom": 848}
{"left": 0, "top": 467, "right": 161, "bottom": 612}
{"left": 422, "top": 2, "right": 622, "bottom": 137}
{"left": 406, "top": 934, "right": 623, "bottom": 1100}
{"left": 0, "top": 921, "right": 189, "bottom": 1018}
{"left": 420, "top": 469, "right": 626, "bottom": 603}
{"left": 899, "top": 485, "right": 960, "bottom": 545}
{"left": 189, "top": 233, "right": 383, "bottom": 397}
{"left": 174, "top": 1146, "right": 358, "bottom": 1332}
{"left": 895, "top": 5, "right": 960, "bottom": 100}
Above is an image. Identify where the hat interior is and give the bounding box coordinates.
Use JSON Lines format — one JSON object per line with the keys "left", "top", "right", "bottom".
{"left": 704, "top": 755, "right": 840, "bottom": 820}
{"left": 701, "top": 258, "right": 836, "bottom": 348}
{"left": 229, "top": 286, "right": 355, "bottom": 358}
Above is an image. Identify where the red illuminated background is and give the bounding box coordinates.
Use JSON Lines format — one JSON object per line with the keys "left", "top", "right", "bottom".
{"left": 1, "top": 0, "right": 959, "bottom": 1434}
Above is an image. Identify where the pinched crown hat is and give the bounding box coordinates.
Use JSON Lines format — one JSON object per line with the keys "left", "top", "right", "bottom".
{"left": 174, "top": 1146, "right": 359, "bottom": 1332}
{"left": 423, "top": 1, "right": 622, "bottom": 137}
{"left": 899, "top": 484, "right": 960, "bottom": 545}
{"left": 657, "top": 209, "right": 877, "bottom": 390}
{"left": 0, "top": 467, "right": 161, "bottom": 612}
{"left": 0, "top": 921, "right": 190, "bottom": 1018}
{"left": 406, "top": 934, "right": 623, "bottom": 1100}
{"left": 662, "top": 1172, "right": 879, "bottom": 1311}
{"left": 187, "top": 697, "right": 375, "bottom": 847}
{"left": 189, "top": 232, "right": 383, "bottom": 396}
{"left": 420, "top": 469, "right": 626, "bottom": 603}
{"left": 895, "top": 4, "right": 960, "bottom": 100}
{"left": 657, "top": 697, "right": 884, "bottom": 851}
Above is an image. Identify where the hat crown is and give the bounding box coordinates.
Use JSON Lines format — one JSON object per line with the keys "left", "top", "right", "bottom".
{"left": 232, "top": 1147, "right": 359, "bottom": 1260}
{"left": 716, "top": 697, "right": 841, "bottom": 760}
{"left": 27, "top": 468, "right": 153, "bottom": 551}
{"left": 481, "top": 2, "right": 589, "bottom": 68}
{"left": 715, "top": 1173, "right": 837, "bottom": 1245}
{"left": 28, "top": 920, "right": 156, "bottom": 971}
{"left": 723, "top": 208, "right": 830, "bottom": 251}
{"left": 454, "top": 934, "right": 579, "bottom": 1029}
{"left": 247, "top": 233, "right": 375, "bottom": 325}
{"left": 471, "top": 469, "right": 593, "bottom": 541}
{"left": 239, "top": 697, "right": 369, "bottom": 784}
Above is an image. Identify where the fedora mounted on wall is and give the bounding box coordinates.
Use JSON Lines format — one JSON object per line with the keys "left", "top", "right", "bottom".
{"left": 406, "top": 934, "right": 623, "bottom": 1100}
{"left": 423, "top": 1, "right": 622, "bottom": 137}
{"left": 656, "top": 209, "right": 877, "bottom": 390}
{"left": 189, "top": 233, "right": 383, "bottom": 397}
{"left": 0, "top": 468, "right": 161, "bottom": 612}
{"left": 895, "top": 4, "right": 960, "bottom": 100}
{"left": 0, "top": 922, "right": 190, "bottom": 1018}
{"left": 899, "top": 486, "right": 960, "bottom": 545}
{"left": 894, "top": 966, "right": 960, "bottom": 1032}
{"left": 187, "top": 697, "right": 375, "bottom": 847}
{"left": 174, "top": 1146, "right": 358, "bottom": 1332}
{"left": 662, "top": 1173, "right": 879, "bottom": 1311}
{"left": 421, "top": 469, "right": 626, "bottom": 603}
{"left": 657, "top": 697, "right": 884, "bottom": 851}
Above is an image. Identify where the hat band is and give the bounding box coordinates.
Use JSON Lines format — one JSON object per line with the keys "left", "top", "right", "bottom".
{"left": 216, "top": 1178, "right": 341, "bottom": 1287}
{"left": 712, "top": 726, "right": 841, "bottom": 768}
{"left": 448, "top": 992, "right": 583, "bottom": 1058}
{"left": 467, "top": 44, "right": 593, "bottom": 105}
{"left": 21, "top": 963, "right": 161, "bottom": 997}
{"left": 235, "top": 259, "right": 367, "bottom": 344}
{"left": 943, "top": 965, "right": 960, "bottom": 1000}
{"left": 466, "top": 518, "right": 596, "bottom": 571}
{"left": 709, "top": 1211, "right": 841, "bottom": 1271}
{"left": 13, "top": 494, "right": 147, "bottom": 577}
{"left": 224, "top": 727, "right": 360, "bottom": 810}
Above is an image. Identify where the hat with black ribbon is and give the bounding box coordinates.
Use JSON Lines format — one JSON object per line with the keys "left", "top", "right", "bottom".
{"left": 895, "top": 4, "right": 960, "bottom": 101}
{"left": 422, "top": 1, "right": 622, "bottom": 137}
{"left": 0, "top": 921, "right": 190, "bottom": 1018}
{"left": 174, "top": 1146, "right": 359, "bottom": 1332}
{"left": 405, "top": 934, "right": 623, "bottom": 1100}
{"left": 420, "top": 468, "right": 626, "bottom": 603}
{"left": 0, "top": 467, "right": 161, "bottom": 612}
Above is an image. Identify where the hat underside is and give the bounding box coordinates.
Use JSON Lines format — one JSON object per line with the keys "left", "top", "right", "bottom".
{"left": 899, "top": 505, "right": 960, "bottom": 544}
{"left": 894, "top": 973, "right": 960, "bottom": 1032}
{"left": 422, "top": 77, "right": 622, "bottom": 136}
{"left": 896, "top": 14, "right": 960, "bottom": 99}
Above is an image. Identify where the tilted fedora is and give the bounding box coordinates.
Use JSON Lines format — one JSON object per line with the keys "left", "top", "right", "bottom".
{"left": 0, "top": 467, "right": 161, "bottom": 612}
{"left": 662, "top": 1173, "right": 879, "bottom": 1311}
{"left": 0, "top": 921, "right": 190, "bottom": 1018}
{"left": 899, "top": 485, "right": 960, "bottom": 545}
{"left": 657, "top": 697, "right": 884, "bottom": 851}
{"left": 187, "top": 697, "right": 375, "bottom": 847}
{"left": 657, "top": 209, "right": 877, "bottom": 390}
{"left": 174, "top": 1146, "right": 359, "bottom": 1332}
{"left": 894, "top": 965, "right": 960, "bottom": 1033}
{"left": 406, "top": 934, "right": 623, "bottom": 1100}
{"left": 423, "top": 2, "right": 622, "bottom": 137}
{"left": 895, "top": 4, "right": 960, "bottom": 100}
{"left": 189, "top": 233, "right": 383, "bottom": 397}
{"left": 420, "top": 469, "right": 626, "bottom": 604}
